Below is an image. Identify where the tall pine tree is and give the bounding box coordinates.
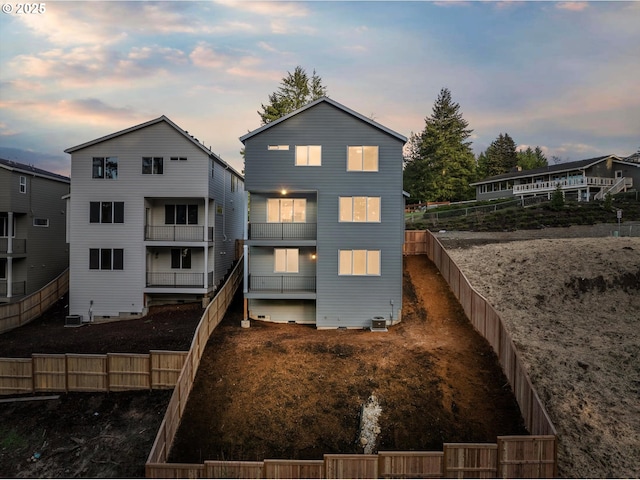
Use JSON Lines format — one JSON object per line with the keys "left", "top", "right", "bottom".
{"left": 258, "top": 66, "right": 327, "bottom": 125}
{"left": 403, "top": 88, "right": 476, "bottom": 202}
{"left": 477, "top": 133, "right": 518, "bottom": 178}
{"left": 516, "top": 146, "right": 548, "bottom": 170}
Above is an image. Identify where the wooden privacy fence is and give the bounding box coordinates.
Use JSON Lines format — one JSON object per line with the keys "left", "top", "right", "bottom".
{"left": 404, "top": 230, "right": 557, "bottom": 438}
{"left": 145, "top": 436, "right": 556, "bottom": 478}
{"left": 146, "top": 258, "right": 243, "bottom": 467}
{"left": 0, "top": 350, "right": 187, "bottom": 395}
{"left": 0, "top": 269, "right": 69, "bottom": 334}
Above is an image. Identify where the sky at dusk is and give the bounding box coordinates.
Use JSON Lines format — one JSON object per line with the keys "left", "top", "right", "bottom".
{"left": 1, "top": 0, "right": 639, "bottom": 177}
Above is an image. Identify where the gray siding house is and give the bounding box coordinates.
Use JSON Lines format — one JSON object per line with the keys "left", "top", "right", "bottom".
{"left": 240, "top": 97, "right": 407, "bottom": 329}
{"left": 0, "top": 159, "right": 70, "bottom": 303}
{"left": 471, "top": 154, "right": 640, "bottom": 203}
{"left": 65, "top": 116, "right": 244, "bottom": 321}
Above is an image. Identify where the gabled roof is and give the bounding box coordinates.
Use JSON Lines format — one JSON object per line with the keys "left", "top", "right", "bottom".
{"left": 65, "top": 115, "right": 243, "bottom": 179}
{"left": 239, "top": 97, "right": 407, "bottom": 144}
{"left": 0, "top": 158, "right": 70, "bottom": 183}
{"left": 470, "top": 154, "right": 631, "bottom": 186}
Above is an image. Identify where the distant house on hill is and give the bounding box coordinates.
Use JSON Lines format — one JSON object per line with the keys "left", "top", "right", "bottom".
{"left": 471, "top": 154, "right": 640, "bottom": 203}
{"left": 240, "top": 97, "right": 407, "bottom": 329}
{"left": 65, "top": 116, "right": 244, "bottom": 322}
{"left": 0, "top": 158, "right": 70, "bottom": 303}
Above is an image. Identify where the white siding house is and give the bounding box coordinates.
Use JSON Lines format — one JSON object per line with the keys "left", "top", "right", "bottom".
{"left": 65, "top": 116, "right": 244, "bottom": 321}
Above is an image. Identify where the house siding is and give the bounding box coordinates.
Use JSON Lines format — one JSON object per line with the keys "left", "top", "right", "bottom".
{"left": 243, "top": 100, "right": 405, "bottom": 328}
{"left": 67, "top": 119, "right": 243, "bottom": 319}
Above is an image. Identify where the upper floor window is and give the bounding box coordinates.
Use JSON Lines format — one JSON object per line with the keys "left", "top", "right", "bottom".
{"left": 170, "top": 156, "right": 187, "bottom": 161}
{"left": 210, "top": 158, "right": 215, "bottom": 178}
{"left": 33, "top": 218, "right": 49, "bottom": 227}
{"left": 339, "top": 197, "right": 380, "bottom": 222}
{"left": 268, "top": 145, "right": 289, "bottom": 151}
{"left": 231, "top": 175, "right": 238, "bottom": 192}
{"left": 348, "top": 146, "right": 378, "bottom": 172}
{"left": 165, "top": 204, "right": 198, "bottom": 225}
{"left": 1, "top": 215, "right": 15, "bottom": 237}
{"left": 0, "top": 259, "right": 6, "bottom": 279}
{"left": 295, "top": 145, "right": 321, "bottom": 166}
{"left": 90, "top": 248, "right": 124, "bottom": 270}
{"left": 90, "top": 202, "right": 124, "bottom": 224}
{"left": 339, "top": 249, "right": 380, "bottom": 276}
{"left": 171, "top": 248, "right": 191, "bottom": 269}
{"left": 142, "top": 157, "right": 163, "bottom": 175}
{"left": 93, "top": 157, "right": 118, "bottom": 179}
{"left": 267, "top": 198, "right": 306, "bottom": 223}
{"left": 274, "top": 248, "right": 299, "bottom": 273}
{"left": 19, "top": 176, "right": 27, "bottom": 193}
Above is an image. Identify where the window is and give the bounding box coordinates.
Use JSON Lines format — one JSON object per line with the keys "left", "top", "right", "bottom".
{"left": 231, "top": 175, "right": 238, "bottom": 192}
{"left": 210, "top": 158, "right": 215, "bottom": 178}
{"left": 268, "top": 145, "right": 290, "bottom": 151}
{"left": 339, "top": 249, "right": 380, "bottom": 276}
{"left": 92, "top": 157, "right": 118, "bottom": 179}
{"left": 170, "top": 157, "right": 187, "bottom": 161}
{"left": 295, "top": 145, "right": 322, "bottom": 166}
{"left": 142, "top": 157, "right": 163, "bottom": 175}
{"left": 0, "top": 259, "right": 6, "bottom": 279}
{"left": 274, "top": 248, "right": 299, "bottom": 273}
{"left": 1, "top": 215, "right": 15, "bottom": 237}
{"left": 19, "top": 176, "right": 27, "bottom": 193}
{"left": 339, "top": 197, "right": 380, "bottom": 222}
{"left": 90, "top": 202, "right": 124, "bottom": 223}
{"left": 33, "top": 218, "right": 49, "bottom": 227}
{"left": 89, "top": 248, "right": 124, "bottom": 270}
{"left": 171, "top": 248, "right": 191, "bottom": 269}
{"left": 267, "top": 198, "right": 306, "bottom": 223}
{"left": 348, "top": 146, "right": 378, "bottom": 171}
{"left": 165, "top": 204, "right": 198, "bottom": 225}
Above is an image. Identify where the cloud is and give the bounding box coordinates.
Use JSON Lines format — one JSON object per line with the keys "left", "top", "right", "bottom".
{"left": 556, "top": 2, "right": 589, "bottom": 12}
{"left": 189, "top": 43, "right": 227, "bottom": 69}
{"left": 214, "top": 0, "right": 309, "bottom": 18}
{"left": 0, "top": 122, "right": 20, "bottom": 137}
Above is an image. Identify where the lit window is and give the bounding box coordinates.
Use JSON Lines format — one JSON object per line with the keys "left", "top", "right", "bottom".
{"left": 347, "top": 146, "right": 378, "bottom": 171}
{"left": 89, "top": 248, "right": 124, "bottom": 270}
{"left": 92, "top": 157, "right": 118, "bottom": 179}
{"left": 274, "top": 248, "right": 299, "bottom": 273}
{"left": 267, "top": 198, "right": 306, "bottom": 223}
{"left": 268, "top": 145, "right": 290, "bottom": 151}
{"left": 338, "top": 249, "right": 380, "bottom": 276}
{"left": 142, "top": 157, "right": 163, "bottom": 175}
{"left": 339, "top": 197, "right": 380, "bottom": 222}
{"left": 295, "top": 145, "right": 322, "bottom": 166}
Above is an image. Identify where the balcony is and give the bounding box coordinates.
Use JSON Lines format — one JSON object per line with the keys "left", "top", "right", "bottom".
{"left": 145, "top": 226, "right": 213, "bottom": 242}
{"left": 0, "top": 281, "right": 26, "bottom": 296}
{"left": 249, "top": 223, "right": 317, "bottom": 241}
{"left": 513, "top": 177, "right": 614, "bottom": 195}
{"left": 146, "top": 271, "right": 214, "bottom": 288}
{"left": 249, "top": 275, "right": 316, "bottom": 293}
{"left": 0, "top": 238, "right": 26, "bottom": 255}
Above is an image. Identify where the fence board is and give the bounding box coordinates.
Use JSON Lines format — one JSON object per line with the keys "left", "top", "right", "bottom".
{"left": 443, "top": 443, "right": 497, "bottom": 478}
{"left": 0, "top": 358, "right": 32, "bottom": 394}
{"left": 498, "top": 436, "right": 556, "bottom": 478}
{"left": 145, "top": 462, "right": 204, "bottom": 479}
{"left": 205, "top": 460, "right": 264, "bottom": 478}
{"left": 378, "top": 451, "right": 443, "bottom": 478}
{"left": 150, "top": 351, "right": 187, "bottom": 389}
{"left": 324, "top": 455, "right": 379, "bottom": 479}
{"left": 108, "top": 353, "right": 150, "bottom": 391}
{"left": 66, "top": 354, "right": 108, "bottom": 392}
{"left": 33, "top": 354, "right": 66, "bottom": 392}
{"left": 263, "top": 459, "right": 324, "bottom": 479}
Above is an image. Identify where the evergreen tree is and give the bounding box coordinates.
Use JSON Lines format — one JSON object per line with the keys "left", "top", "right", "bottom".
{"left": 477, "top": 133, "right": 518, "bottom": 178}
{"left": 517, "top": 146, "right": 548, "bottom": 170}
{"left": 258, "top": 66, "right": 328, "bottom": 125}
{"left": 403, "top": 88, "right": 476, "bottom": 202}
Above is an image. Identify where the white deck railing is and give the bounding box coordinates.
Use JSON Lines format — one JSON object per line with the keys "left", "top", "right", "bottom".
{"left": 512, "top": 176, "right": 614, "bottom": 195}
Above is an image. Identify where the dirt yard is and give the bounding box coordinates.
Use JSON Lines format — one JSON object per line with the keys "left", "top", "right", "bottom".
{"left": 442, "top": 231, "right": 640, "bottom": 478}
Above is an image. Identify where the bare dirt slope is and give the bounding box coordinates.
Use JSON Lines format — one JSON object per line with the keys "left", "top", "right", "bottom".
{"left": 445, "top": 235, "right": 640, "bottom": 478}
{"left": 169, "top": 256, "right": 527, "bottom": 463}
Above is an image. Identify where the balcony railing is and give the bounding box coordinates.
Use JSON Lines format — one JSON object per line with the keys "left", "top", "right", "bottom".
{"left": 513, "top": 177, "right": 614, "bottom": 195}
{"left": 0, "top": 238, "right": 26, "bottom": 254}
{"left": 146, "top": 272, "right": 211, "bottom": 288}
{"left": 145, "top": 226, "right": 213, "bottom": 242}
{"left": 249, "top": 275, "right": 316, "bottom": 293}
{"left": 249, "top": 223, "right": 317, "bottom": 240}
{"left": 0, "top": 281, "right": 26, "bottom": 296}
